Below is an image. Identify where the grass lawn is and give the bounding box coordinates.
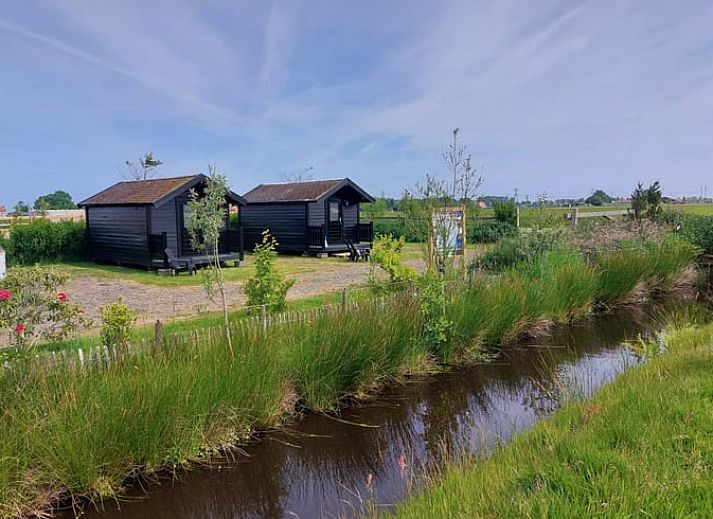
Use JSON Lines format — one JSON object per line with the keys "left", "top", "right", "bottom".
{"left": 51, "top": 252, "right": 350, "bottom": 287}
{"left": 390, "top": 320, "right": 713, "bottom": 518}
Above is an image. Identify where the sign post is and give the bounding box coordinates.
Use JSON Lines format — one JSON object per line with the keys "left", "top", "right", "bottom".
{"left": 430, "top": 206, "right": 466, "bottom": 273}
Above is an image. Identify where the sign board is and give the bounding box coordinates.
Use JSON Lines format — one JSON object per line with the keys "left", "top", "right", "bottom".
{"left": 431, "top": 207, "right": 465, "bottom": 256}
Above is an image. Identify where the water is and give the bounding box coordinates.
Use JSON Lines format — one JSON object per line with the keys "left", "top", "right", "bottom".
{"left": 68, "top": 308, "right": 665, "bottom": 519}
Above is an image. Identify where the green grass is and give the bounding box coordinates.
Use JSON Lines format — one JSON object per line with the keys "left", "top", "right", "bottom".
{"left": 389, "top": 320, "right": 713, "bottom": 519}
{"left": 0, "top": 238, "right": 700, "bottom": 516}
{"left": 50, "top": 252, "right": 348, "bottom": 287}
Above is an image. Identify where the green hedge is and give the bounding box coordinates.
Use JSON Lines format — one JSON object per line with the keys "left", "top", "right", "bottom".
{"left": 468, "top": 220, "right": 518, "bottom": 243}
{"left": 3, "top": 219, "right": 86, "bottom": 265}
{"left": 658, "top": 210, "right": 713, "bottom": 254}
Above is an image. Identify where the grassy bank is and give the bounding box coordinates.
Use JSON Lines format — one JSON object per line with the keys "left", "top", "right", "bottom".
{"left": 389, "top": 320, "right": 713, "bottom": 518}
{"left": 0, "top": 240, "right": 700, "bottom": 517}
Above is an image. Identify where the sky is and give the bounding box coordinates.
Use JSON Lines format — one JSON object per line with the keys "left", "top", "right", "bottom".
{"left": 1, "top": 0, "right": 712, "bottom": 207}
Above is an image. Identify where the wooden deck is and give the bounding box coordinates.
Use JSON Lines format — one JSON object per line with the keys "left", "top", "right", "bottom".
{"left": 151, "top": 252, "right": 242, "bottom": 272}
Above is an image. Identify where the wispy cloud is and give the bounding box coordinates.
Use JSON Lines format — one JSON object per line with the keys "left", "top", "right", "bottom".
{"left": 1, "top": 0, "right": 712, "bottom": 205}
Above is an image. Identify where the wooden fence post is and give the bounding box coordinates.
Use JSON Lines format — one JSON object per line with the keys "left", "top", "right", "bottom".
{"left": 341, "top": 288, "right": 348, "bottom": 309}
{"left": 154, "top": 319, "right": 163, "bottom": 349}
{"left": 571, "top": 207, "right": 579, "bottom": 228}
{"left": 261, "top": 305, "right": 267, "bottom": 332}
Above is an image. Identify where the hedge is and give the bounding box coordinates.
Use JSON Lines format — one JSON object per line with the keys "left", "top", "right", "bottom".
{"left": 3, "top": 219, "right": 86, "bottom": 265}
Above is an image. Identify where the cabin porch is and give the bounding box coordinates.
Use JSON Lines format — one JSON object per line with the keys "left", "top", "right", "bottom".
{"left": 307, "top": 222, "right": 373, "bottom": 254}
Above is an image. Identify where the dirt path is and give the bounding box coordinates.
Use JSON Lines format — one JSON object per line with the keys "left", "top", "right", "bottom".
{"left": 64, "top": 263, "right": 376, "bottom": 328}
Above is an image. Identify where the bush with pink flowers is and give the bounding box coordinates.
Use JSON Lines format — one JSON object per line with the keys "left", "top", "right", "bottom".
{"left": 0, "top": 266, "right": 89, "bottom": 351}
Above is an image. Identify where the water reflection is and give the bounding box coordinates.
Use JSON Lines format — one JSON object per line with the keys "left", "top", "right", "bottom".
{"left": 71, "top": 307, "right": 673, "bottom": 519}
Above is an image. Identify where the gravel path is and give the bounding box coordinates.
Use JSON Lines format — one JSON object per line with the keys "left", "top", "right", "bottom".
{"left": 64, "top": 263, "right": 375, "bottom": 328}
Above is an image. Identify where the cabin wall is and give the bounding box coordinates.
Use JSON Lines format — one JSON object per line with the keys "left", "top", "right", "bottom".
{"left": 342, "top": 202, "right": 359, "bottom": 230}
{"left": 308, "top": 200, "right": 325, "bottom": 227}
{"left": 150, "top": 200, "right": 179, "bottom": 252}
{"left": 242, "top": 203, "right": 307, "bottom": 252}
{"left": 86, "top": 205, "right": 149, "bottom": 266}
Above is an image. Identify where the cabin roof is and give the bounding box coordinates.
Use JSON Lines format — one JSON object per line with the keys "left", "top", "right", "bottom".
{"left": 78, "top": 175, "right": 246, "bottom": 208}
{"left": 243, "top": 178, "right": 374, "bottom": 204}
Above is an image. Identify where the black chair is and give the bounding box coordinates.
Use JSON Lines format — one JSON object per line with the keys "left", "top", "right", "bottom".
{"left": 345, "top": 238, "right": 370, "bottom": 262}
{"left": 164, "top": 248, "right": 195, "bottom": 275}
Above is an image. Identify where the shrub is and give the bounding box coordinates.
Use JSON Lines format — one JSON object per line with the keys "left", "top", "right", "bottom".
{"left": 468, "top": 220, "right": 518, "bottom": 243}
{"left": 0, "top": 267, "right": 87, "bottom": 350}
{"left": 369, "top": 234, "right": 417, "bottom": 293}
{"left": 99, "top": 298, "right": 137, "bottom": 347}
{"left": 244, "top": 231, "right": 295, "bottom": 313}
{"left": 660, "top": 211, "right": 713, "bottom": 254}
{"left": 471, "top": 229, "right": 565, "bottom": 272}
{"left": 5, "top": 219, "right": 85, "bottom": 265}
{"left": 494, "top": 201, "right": 517, "bottom": 225}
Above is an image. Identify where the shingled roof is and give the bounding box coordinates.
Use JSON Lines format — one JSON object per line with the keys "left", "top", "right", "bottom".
{"left": 79, "top": 175, "right": 246, "bottom": 207}
{"left": 243, "top": 178, "right": 374, "bottom": 204}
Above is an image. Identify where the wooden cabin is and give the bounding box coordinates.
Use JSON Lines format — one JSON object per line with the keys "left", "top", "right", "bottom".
{"left": 242, "top": 178, "right": 375, "bottom": 254}
{"left": 78, "top": 175, "right": 246, "bottom": 269}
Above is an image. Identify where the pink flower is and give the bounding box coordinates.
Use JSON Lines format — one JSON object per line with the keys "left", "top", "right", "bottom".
{"left": 58, "top": 293, "right": 68, "bottom": 302}
{"left": 0, "top": 289, "right": 11, "bottom": 301}
{"left": 14, "top": 324, "right": 25, "bottom": 334}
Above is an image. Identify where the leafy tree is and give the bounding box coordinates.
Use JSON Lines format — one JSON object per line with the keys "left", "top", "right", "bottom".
{"left": 362, "top": 194, "right": 388, "bottom": 219}
{"left": 12, "top": 201, "right": 29, "bottom": 215}
{"left": 585, "top": 189, "right": 613, "bottom": 206}
{"left": 33, "top": 191, "right": 76, "bottom": 210}
{"left": 123, "top": 152, "right": 163, "bottom": 181}
{"left": 186, "top": 165, "right": 233, "bottom": 352}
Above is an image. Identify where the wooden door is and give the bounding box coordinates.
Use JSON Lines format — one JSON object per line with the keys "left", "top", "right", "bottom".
{"left": 326, "top": 200, "right": 343, "bottom": 245}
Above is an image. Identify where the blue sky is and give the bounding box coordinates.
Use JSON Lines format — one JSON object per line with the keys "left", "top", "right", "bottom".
{"left": 1, "top": 0, "right": 712, "bottom": 207}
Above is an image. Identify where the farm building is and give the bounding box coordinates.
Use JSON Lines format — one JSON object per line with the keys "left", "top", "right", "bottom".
{"left": 242, "top": 178, "right": 375, "bottom": 254}
{"left": 78, "top": 175, "right": 246, "bottom": 269}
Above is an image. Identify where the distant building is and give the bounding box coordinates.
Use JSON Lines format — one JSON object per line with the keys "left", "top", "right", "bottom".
{"left": 0, "top": 206, "right": 7, "bottom": 217}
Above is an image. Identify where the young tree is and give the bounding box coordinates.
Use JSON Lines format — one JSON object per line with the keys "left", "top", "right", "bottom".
{"left": 243, "top": 231, "right": 295, "bottom": 313}
{"left": 631, "top": 182, "right": 648, "bottom": 223}
{"left": 646, "top": 181, "right": 662, "bottom": 220}
{"left": 279, "top": 165, "right": 314, "bottom": 183}
{"left": 417, "top": 128, "right": 482, "bottom": 273}
{"left": 123, "top": 152, "right": 163, "bottom": 181}
{"left": 186, "top": 165, "right": 233, "bottom": 352}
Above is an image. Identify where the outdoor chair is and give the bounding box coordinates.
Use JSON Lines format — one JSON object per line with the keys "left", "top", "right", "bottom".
{"left": 164, "top": 248, "right": 195, "bottom": 275}
{"left": 345, "top": 238, "right": 370, "bottom": 262}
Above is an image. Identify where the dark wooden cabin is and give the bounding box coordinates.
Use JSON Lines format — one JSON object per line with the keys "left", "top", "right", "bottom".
{"left": 78, "top": 175, "right": 246, "bottom": 269}
{"left": 242, "top": 178, "right": 375, "bottom": 254}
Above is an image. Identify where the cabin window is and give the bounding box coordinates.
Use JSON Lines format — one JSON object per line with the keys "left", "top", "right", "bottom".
{"left": 329, "top": 202, "right": 340, "bottom": 222}
{"left": 182, "top": 204, "right": 193, "bottom": 228}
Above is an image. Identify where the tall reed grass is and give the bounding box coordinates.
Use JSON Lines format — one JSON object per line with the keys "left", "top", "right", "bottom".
{"left": 0, "top": 236, "right": 700, "bottom": 517}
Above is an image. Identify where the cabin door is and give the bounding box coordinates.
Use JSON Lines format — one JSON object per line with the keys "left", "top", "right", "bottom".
{"left": 326, "top": 199, "right": 343, "bottom": 245}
